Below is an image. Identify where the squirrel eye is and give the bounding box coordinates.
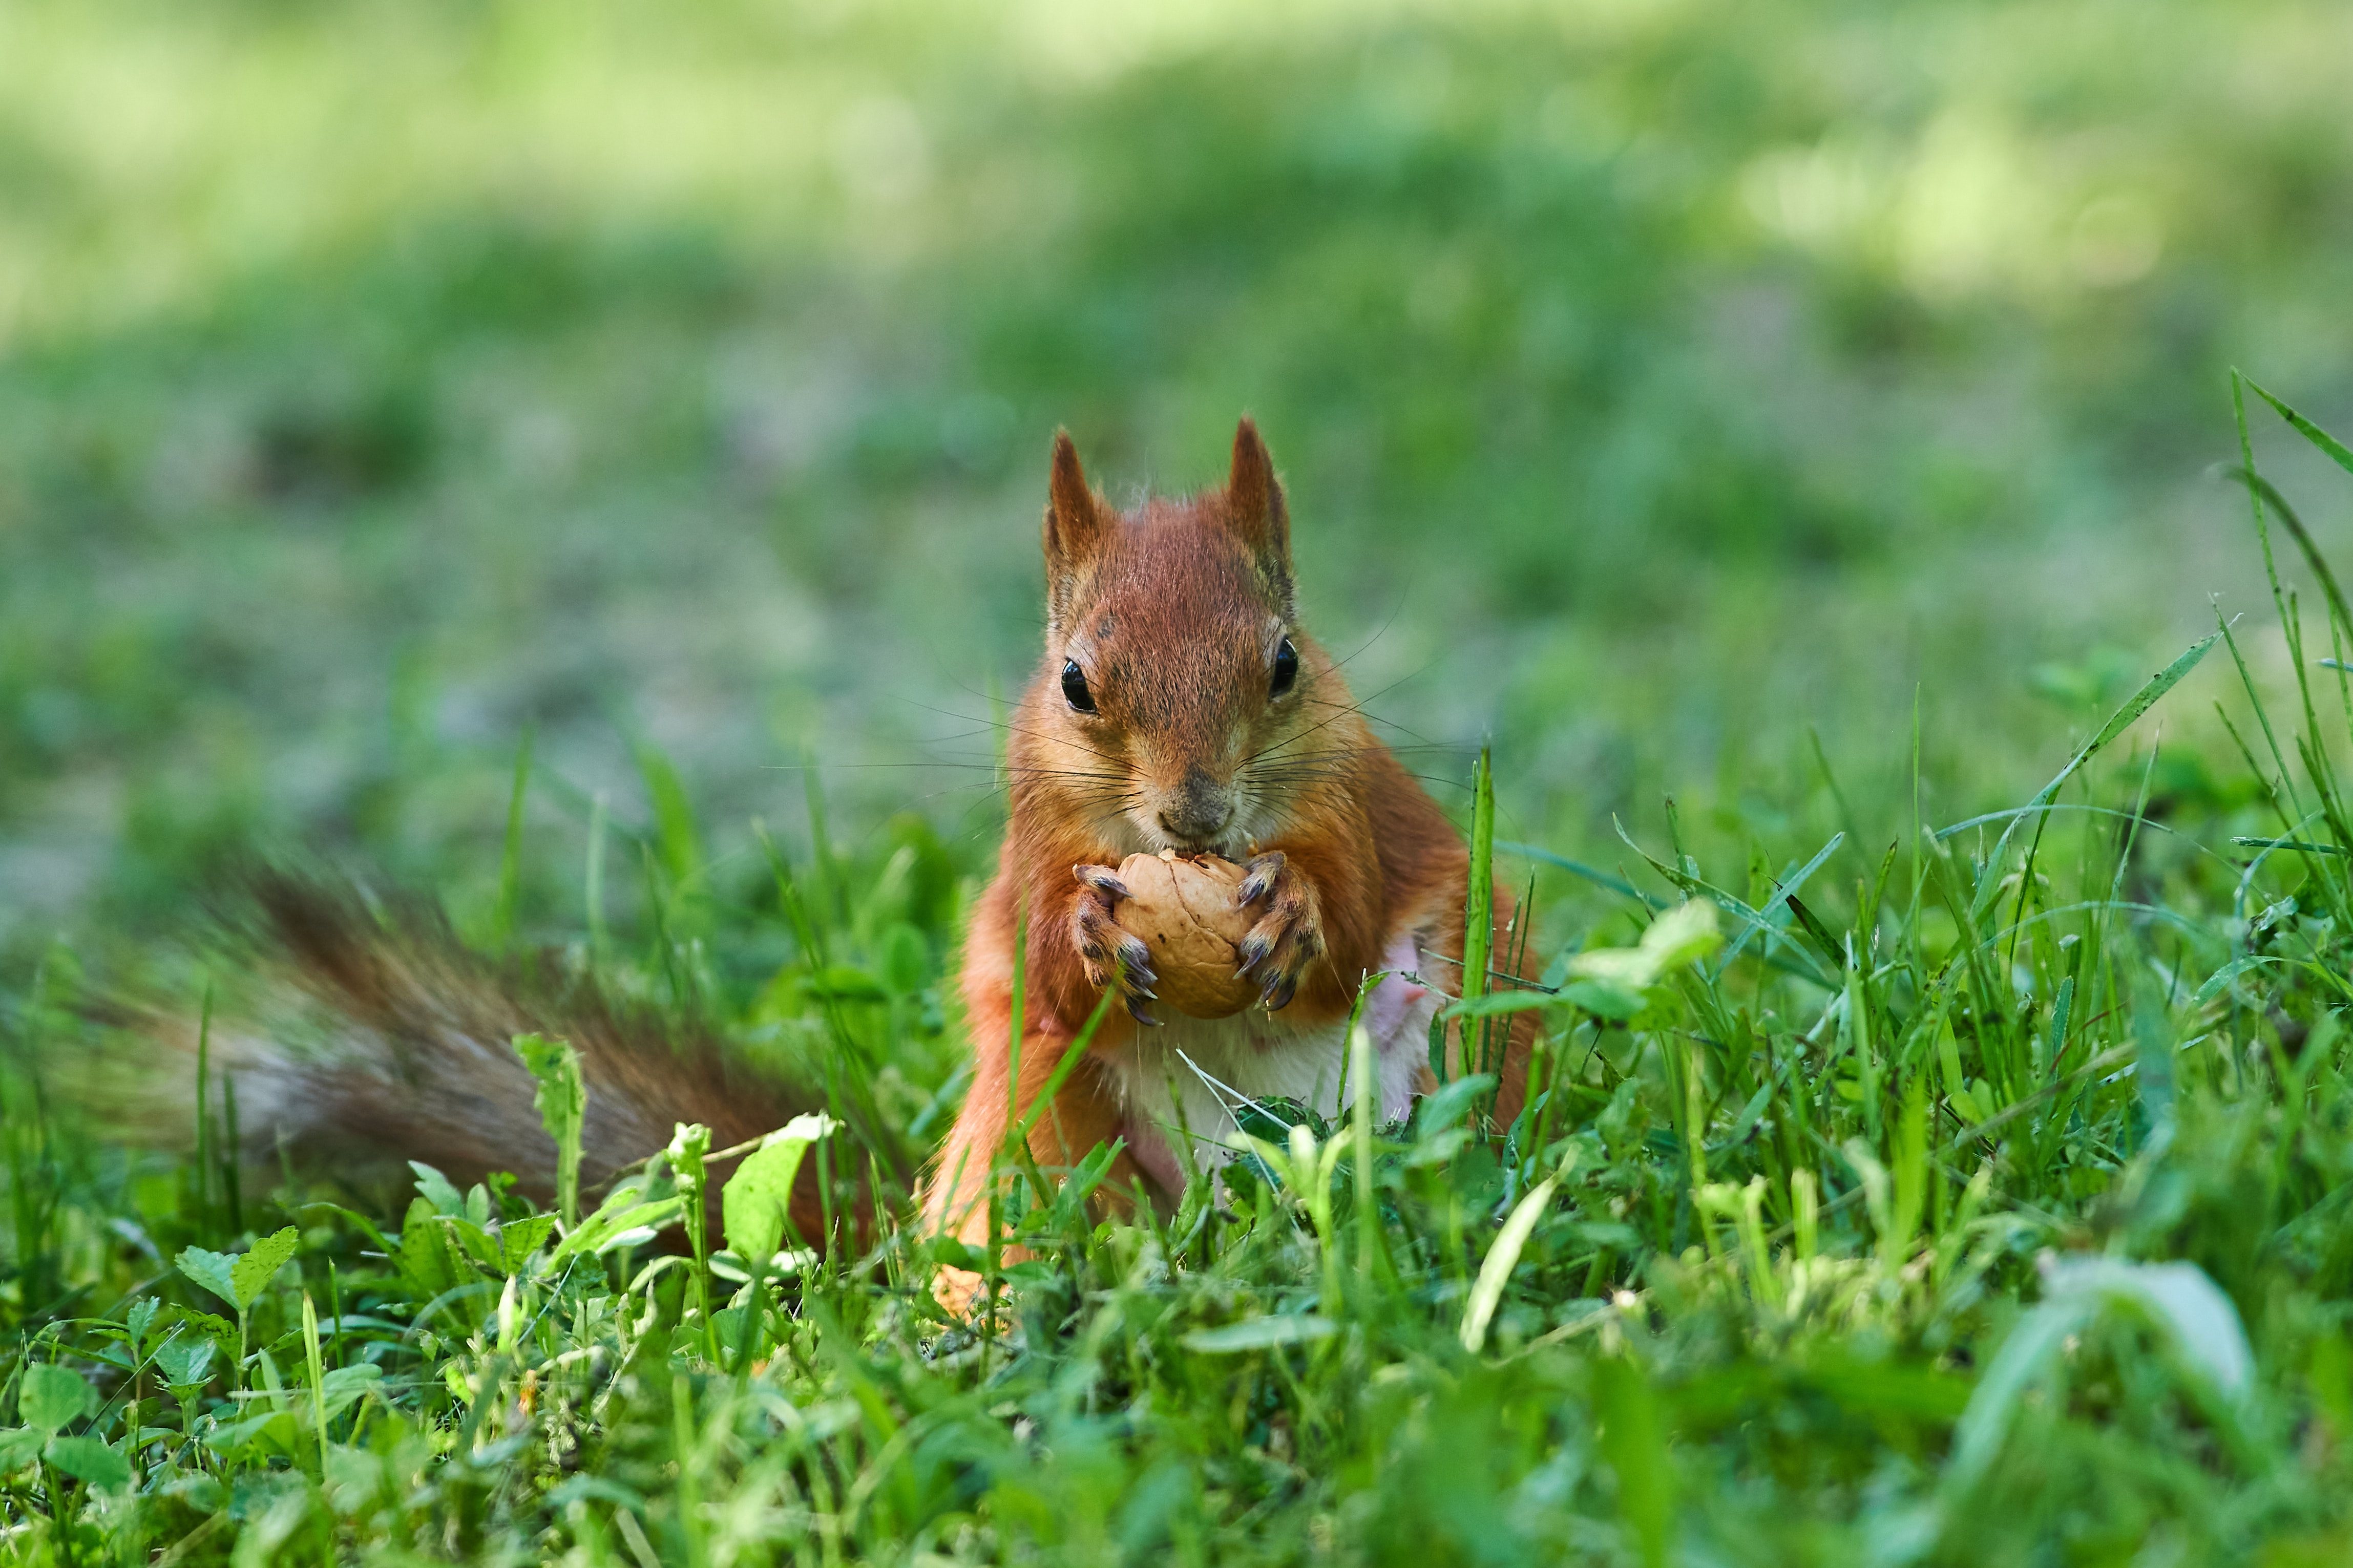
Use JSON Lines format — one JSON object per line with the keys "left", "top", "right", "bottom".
{"left": 1270, "top": 637, "right": 1299, "bottom": 697}
{"left": 1061, "top": 659, "right": 1097, "bottom": 714}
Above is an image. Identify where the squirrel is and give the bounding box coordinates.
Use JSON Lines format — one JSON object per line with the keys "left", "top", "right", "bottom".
{"left": 55, "top": 418, "right": 1527, "bottom": 1287}
{"left": 922, "top": 419, "right": 1532, "bottom": 1286}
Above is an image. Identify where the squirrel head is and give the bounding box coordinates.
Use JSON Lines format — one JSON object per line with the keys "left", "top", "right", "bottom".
{"left": 1027, "top": 418, "right": 1335, "bottom": 858}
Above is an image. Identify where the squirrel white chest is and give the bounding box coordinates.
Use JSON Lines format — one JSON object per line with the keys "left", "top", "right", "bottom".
{"left": 1093, "top": 932, "right": 1438, "bottom": 1196}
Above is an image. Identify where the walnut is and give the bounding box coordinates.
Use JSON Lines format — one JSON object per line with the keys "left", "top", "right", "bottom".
{"left": 1113, "top": 851, "right": 1259, "bottom": 1019}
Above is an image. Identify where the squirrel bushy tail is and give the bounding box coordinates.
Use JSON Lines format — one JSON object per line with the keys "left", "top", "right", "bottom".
{"left": 76, "top": 868, "right": 828, "bottom": 1245}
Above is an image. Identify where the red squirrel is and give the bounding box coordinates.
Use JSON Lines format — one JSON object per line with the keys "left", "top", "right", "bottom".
{"left": 71, "top": 419, "right": 1526, "bottom": 1279}
{"left": 923, "top": 419, "right": 1532, "bottom": 1273}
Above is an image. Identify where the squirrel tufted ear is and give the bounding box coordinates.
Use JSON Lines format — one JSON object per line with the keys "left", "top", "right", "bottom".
{"left": 1225, "top": 416, "right": 1292, "bottom": 587}
{"left": 1042, "top": 429, "right": 1108, "bottom": 627}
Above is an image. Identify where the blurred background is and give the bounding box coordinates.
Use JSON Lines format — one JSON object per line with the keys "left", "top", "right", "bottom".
{"left": 4, "top": 0, "right": 2351, "bottom": 968}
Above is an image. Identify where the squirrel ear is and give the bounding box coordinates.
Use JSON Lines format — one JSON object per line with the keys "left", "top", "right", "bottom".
{"left": 1225, "top": 416, "right": 1292, "bottom": 591}
{"left": 1042, "top": 430, "right": 1107, "bottom": 627}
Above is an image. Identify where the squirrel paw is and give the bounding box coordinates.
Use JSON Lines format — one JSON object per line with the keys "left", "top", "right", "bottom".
{"left": 1234, "top": 850, "right": 1327, "bottom": 1012}
{"left": 1072, "top": 863, "right": 1161, "bottom": 1026}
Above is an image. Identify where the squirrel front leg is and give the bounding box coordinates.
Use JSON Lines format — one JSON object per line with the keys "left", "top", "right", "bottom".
{"left": 1235, "top": 850, "right": 1329, "bottom": 1012}
{"left": 1072, "top": 863, "right": 1161, "bottom": 1025}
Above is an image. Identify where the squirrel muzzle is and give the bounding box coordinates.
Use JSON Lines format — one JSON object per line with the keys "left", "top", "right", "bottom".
{"left": 1153, "top": 761, "right": 1237, "bottom": 848}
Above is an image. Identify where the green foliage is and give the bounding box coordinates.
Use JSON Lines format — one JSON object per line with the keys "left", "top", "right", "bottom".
{"left": 1594, "top": 1356, "right": 1673, "bottom": 1568}
{"left": 13, "top": 1366, "right": 92, "bottom": 1436}
{"left": 175, "top": 1227, "right": 299, "bottom": 1318}
{"left": 1, "top": 388, "right": 2348, "bottom": 1559}
{"left": 514, "top": 1032, "right": 587, "bottom": 1228}
{"left": 6, "top": 3, "right": 2353, "bottom": 1559}
{"left": 229, "top": 1230, "right": 301, "bottom": 1313}
{"left": 719, "top": 1112, "right": 837, "bottom": 1266}
{"left": 40, "top": 1437, "right": 128, "bottom": 1492}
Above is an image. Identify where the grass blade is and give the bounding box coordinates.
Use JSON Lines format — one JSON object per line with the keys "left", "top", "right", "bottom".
{"left": 1460, "top": 1177, "right": 1555, "bottom": 1352}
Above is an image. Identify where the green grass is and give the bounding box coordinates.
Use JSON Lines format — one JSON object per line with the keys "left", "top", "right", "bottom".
{"left": 8, "top": 2, "right": 2353, "bottom": 1559}
{"left": 4, "top": 386, "right": 2353, "bottom": 1562}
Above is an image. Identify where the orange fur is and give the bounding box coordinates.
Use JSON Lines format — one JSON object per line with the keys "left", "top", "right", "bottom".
{"left": 923, "top": 420, "right": 1533, "bottom": 1304}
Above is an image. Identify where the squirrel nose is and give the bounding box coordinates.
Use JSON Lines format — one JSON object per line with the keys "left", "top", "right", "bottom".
{"left": 1158, "top": 806, "right": 1231, "bottom": 841}
{"left": 1158, "top": 766, "right": 1233, "bottom": 842}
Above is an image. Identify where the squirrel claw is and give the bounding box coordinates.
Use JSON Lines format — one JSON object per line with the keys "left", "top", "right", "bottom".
{"left": 1120, "top": 958, "right": 1159, "bottom": 1011}
{"left": 1076, "top": 865, "right": 1132, "bottom": 900}
{"left": 1234, "top": 849, "right": 1322, "bottom": 1014}
{"left": 1126, "top": 997, "right": 1164, "bottom": 1027}
{"left": 1235, "top": 851, "right": 1284, "bottom": 907}
{"left": 1075, "top": 862, "right": 1158, "bottom": 1004}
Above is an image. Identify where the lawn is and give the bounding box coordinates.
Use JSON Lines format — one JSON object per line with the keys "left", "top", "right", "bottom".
{"left": 7, "top": 1, "right": 2353, "bottom": 1561}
